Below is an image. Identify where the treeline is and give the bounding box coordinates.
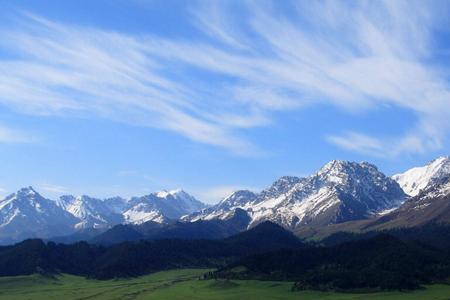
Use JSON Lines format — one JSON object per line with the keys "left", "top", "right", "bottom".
{"left": 211, "top": 234, "right": 450, "bottom": 291}
{"left": 2, "top": 221, "right": 450, "bottom": 291}
{"left": 321, "top": 223, "right": 450, "bottom": 249}
{"left": 0, "top": 221, "right": 302, "bottom": 279}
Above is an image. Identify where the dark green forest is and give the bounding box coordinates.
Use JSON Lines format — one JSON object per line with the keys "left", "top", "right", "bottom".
{"left": 1, "top": 222, "right": 450, "bottom": 291}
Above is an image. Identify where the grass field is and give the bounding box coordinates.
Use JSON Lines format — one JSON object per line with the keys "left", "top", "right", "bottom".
{"left": 0, "top": 269, "right": 450, "bottom": 300}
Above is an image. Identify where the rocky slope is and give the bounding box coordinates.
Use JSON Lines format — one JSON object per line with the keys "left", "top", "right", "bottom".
{"left": 56, "top": 195, "right": 124, "bottom": 229}
{"left": 392, "top": 156, "right": 450, "bottom": 196}
{"left": 0, "top": 187, "right": 77, "bottom": 243}
{"left": 188, "top": 160, "right": 406, "bottom": 229}
{"left": 123, "top": 189, "right": 206, "bottom": 224}
{"left": 367, "top": 175, "right": 450, "bottom": 229}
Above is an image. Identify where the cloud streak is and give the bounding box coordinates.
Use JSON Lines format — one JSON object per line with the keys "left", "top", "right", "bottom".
{"left": 0, "top": 124, "right": 34, "bottom": 144}
{"left": 0, "top": 1, "right": 449, "bottom": 157}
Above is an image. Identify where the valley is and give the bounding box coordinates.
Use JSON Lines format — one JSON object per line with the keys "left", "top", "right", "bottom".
{"left": 2, "top": 157, "right": 450, "bottom": 294}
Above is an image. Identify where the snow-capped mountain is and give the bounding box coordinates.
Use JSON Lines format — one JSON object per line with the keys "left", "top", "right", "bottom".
{"left": 6, "top": 157, "right": 450, "bottom": 244}
{"left": 392, "top": 156, "right": 450, "bottom": 196}
{"left": 186, "top": 190, "right": 257, "bottom": 221}
{"left": 0, "top": 187, "right": 77, "bottom": 243}
{"left": 124, "top": 189, "right": 207, "bottom": 224}
{"left": 0, "top": 187, "right": 205, "bottom": 244}
{"left": 56, "top": 195, "right": 124, "bottom": 229}
{"left": 366, "top": 174, "right": 450, "bottom": 229}
{"left": 103, "top": 197, "right": 128, "bottom": 214}
{"left": 188, "top": 160, "right": 406, "bottom": 228}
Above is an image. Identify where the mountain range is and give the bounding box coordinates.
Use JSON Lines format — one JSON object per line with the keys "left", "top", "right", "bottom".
{"left": 1, "top": 156, "right": 450, "bottom": 244}
{"left": 187, "top": 160, "right": 406, "bottom": 228}
{"left": 0, "top": 188, "right": 207, "bottom": 244}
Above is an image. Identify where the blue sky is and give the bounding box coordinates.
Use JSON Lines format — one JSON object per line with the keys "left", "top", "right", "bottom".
{"left": 0, "top": 0, "right": 450, "bottom": 203}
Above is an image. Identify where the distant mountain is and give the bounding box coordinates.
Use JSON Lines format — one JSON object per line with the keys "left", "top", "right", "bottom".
{"left": 103, "top": 197, "right": 128, "bottom": 214}
{"left": 5, "top": 157, "right": 450, "bottom": 245}
{"left": 0, "top": 187, "right": 206, "bottom": 244}
{"left": 392, "top": 156, "right": 450, "bottom": 196}
{"left": 123, "top": 189, "right": 207, "bottom": 224}
{"left": 92, "top": 209, "right": 250, "bottom": 245}
{"left": 366, "top": 175, "right": 450, "bottom": 230}
{"left": 187, "top": 190, "right": 257, "bottom": 221}
{"left": 189, "top": 160, "right": 406, "bottom": 228}
{"left": 56, "top": 195, "right": 123, "bottom": 229}
{"left": 0, "top": 187, "right": 77, "bottom": 244}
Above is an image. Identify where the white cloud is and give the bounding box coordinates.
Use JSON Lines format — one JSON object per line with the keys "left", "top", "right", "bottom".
{"left": 0, "top": 1, "right": 449, "bottom": 157}
{"left": 0, "top": 125, "right": 34, "bottom": 144}
{"left": 0, "top": 14, "right": 260, "bottom": 155}
{"left": 327, "top": 132, "right": 385, "bottom": 157}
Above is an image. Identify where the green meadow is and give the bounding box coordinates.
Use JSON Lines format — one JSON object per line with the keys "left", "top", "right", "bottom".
{"left": 0, "top": 269, "right": 450, "bottom": 300}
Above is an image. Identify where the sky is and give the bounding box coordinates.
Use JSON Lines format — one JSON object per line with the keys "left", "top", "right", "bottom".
{"left": 0, "top": 0, "right": 450, "bottom": 203}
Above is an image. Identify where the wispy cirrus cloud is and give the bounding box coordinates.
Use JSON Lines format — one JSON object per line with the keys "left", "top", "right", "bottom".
{"left": 0, "top": 124, "right": 34, "bottom": 144}
{"left": 326, "top": 132, "right": 384, "bottom": 157}
{"left": 0, "top": 1, "right": 449, "bottom": 157}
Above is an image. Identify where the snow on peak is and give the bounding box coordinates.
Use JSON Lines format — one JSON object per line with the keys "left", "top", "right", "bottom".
{"left": 55, "top": 194, "right": 124, "bottom": 229}
{"left": 418, "top": 176, "right": 450, "bottom": 200}
{"left": 156, "top": 188, "right": 185, "bottom": 199}
{"left": 0, "top": 186, "right": 207, "bottom": 242}
{"left": 0, "top": 187, "right": 78, "bottom": 239}
{"left": 156, "top": 190, "right": 171, "bottom": 198}
{"left": 221, "top": 190, "right": 257, "bottom": 203}
{"left": 17, "top": 186, "right": 37, "bottom": 196}
{"left": 3, "top": 186, "right": 43, "bottom": 208}
{"left": 123, "top": 189, "right": 206, "bottom": 224}
{"left": 392, "top": 156, "right": 450, "bottom": 196}
{"left": 318, "top": 160, "right": 377, "bottom": 176}
{"left": 187, "top": 160, "right": 405, "bottom": 228}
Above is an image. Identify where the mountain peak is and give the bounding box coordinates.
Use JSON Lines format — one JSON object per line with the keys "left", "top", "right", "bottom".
{"left": 319, "top": 160, "right": 378, "bottom": 174}
{"left": 431, "top": 155, "right": 450, "bottom": 164}
{"left": 17, "top": 186, "right": 38, "bottom": 196}
{"left": 190, "top": 159, "right": 405, "bottom": 228}
{"left": 4, "top": 186, "right": 43, "bottom": 204}
{"left": 124, "top": 189, "right": 206, "bottom": 224}
{"left": 220, "top": 190, "right": 257, "bottom": 205}
{"left": 155, "top": 189, "right": 186, "bottom": 198}
{"left": 316, "top": 160, "right": 382, "bottom": 187}
{"left": 393, "top": 155, "right": 450, "bottom": 196}
{"left": 318, "top": 160, "right": 354, "bottom": 175}
{"left": 274, "top": 176, "right": 302, "bottom": 184}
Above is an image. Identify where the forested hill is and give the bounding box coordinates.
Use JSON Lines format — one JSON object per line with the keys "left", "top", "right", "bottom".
{"left": 1, "top": 221, "right": 450, "bottom": 291}
{"left": 212, "top": 234, "right": 450, "bottom": 291}
{"left": 0, "top": 221, "right": 303, "bottom": 279}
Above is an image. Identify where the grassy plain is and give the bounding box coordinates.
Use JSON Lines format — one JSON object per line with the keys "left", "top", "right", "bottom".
{"left": 0, "top": 269, "right": 450, "bottom": 300}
